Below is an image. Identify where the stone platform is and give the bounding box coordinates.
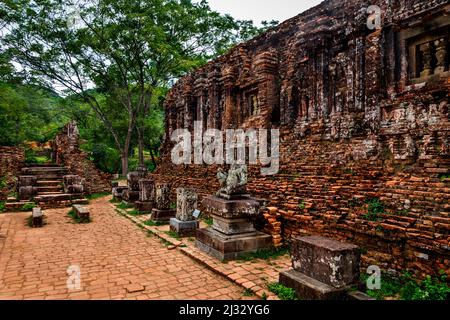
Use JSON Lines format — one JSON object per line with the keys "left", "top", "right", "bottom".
{"left": 196, "top": 196, "right": 272, "bottom": 261}
{"left": 279, "top": 235, "right": 360, "bottom": 300}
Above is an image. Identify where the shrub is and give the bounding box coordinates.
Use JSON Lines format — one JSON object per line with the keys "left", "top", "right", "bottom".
{"left": 0, "top": 201, "right": 6, "bottom": 213}
{"left": 267, "top": 283, "right": 298, "bottom": 300}
{"left": 401, "top": 271, "right": 450, "bottom": 300}
{"left": 363, "top": 198, "right": 385, "bottom": 221}
{"left": 117, "top": 201, "right": 134, "bottom": 210}
{"left": 21, "top": 203, "right": 36, "bottom": 211}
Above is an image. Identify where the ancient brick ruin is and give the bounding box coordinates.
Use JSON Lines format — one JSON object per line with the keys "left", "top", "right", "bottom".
{"left": 0, "top": 146, "right": 25, "bottom": 201}
{"left": 53, "top": 122, "right": 111, "bottom": 194}
{"left": 154, "top": 0, "right": 450, "bottom": 278}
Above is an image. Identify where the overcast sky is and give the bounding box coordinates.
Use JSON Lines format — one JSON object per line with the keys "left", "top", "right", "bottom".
{"left": 205, "top": 0, "right": 324, "bottom": 25}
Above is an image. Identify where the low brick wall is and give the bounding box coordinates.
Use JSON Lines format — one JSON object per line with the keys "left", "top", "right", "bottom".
{"left": 0, "top": 146, "right": 25, "bottom": 200}
{"left": 53, "top": 123, "right": 112, "bottom": 194}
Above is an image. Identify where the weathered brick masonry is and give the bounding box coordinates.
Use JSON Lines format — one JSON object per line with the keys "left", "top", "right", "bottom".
{"left": 155, "top": 0, "right": 450, "bottom": 277}
{"left": 53, "top": 123, "right": 111, "bottom": 194}
{"left": 0, "top": 146, "right": 24, "bottom": 200}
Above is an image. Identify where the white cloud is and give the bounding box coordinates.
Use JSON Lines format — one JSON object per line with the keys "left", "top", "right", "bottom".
{"left": 205, "top": 0, "right": 324, "bottom": 25}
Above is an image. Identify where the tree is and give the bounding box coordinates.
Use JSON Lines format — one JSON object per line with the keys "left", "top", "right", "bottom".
{"left": 1, "top": 0, "right": 278, "bottom": 174}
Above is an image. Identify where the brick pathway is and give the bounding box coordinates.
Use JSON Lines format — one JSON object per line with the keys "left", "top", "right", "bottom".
{"left": 0, "top": 198, "right": 253, "bottom": 300}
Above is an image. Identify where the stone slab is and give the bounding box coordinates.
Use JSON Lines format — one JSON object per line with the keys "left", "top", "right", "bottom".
{"left": 170, "top": 218, "right": 199, "bottom": 237}
{"left": 279, "top": 269, "right": 347, "bottom": 300}
{"left": 152, "top": 208, "right": 176, "bottom": 222}
{"left": 31, "top": 207, "right": 43, "bottom": 228}
{"left": 291, "top": 236, "right": 360, "bottom": 288}
{"left": 202, "top": 196, "right": 261, "bottom": 219}
{"left": 196, "top": 227, "right": 273, "bottom": 261}
{"left": 212, "top": 215, "right": 256, "bottom": 235}
{"left": 73, "top": 204, "right": 90, "bottom": 222}
{"left": 135, "top": 201, "right": 154, "bottom": 213}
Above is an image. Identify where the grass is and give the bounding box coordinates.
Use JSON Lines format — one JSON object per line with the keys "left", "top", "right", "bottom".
{"left": 267, "top": 283, "right": 298, "bottom": 300}
{"left": 116, "top": 201, "right": 134, "bottom": 210}
{"left": 160, "top": 238, "right": 172, "bottom": 247}
{"left": 67, "top": 209, "right": 91, "bottom": 224}
{"left": 0, "top": 175, "right": 7, "bottom": 188}
{"left": 86, "top": 192, "right": 110, "bottom": 201}
{"left": 363, "top": 198, "right": 385, "bottom": 221}
{"left": 109, "top": 198, "right": 121, "bottom": 204}
{"left": 361, "top": 270, "right": 450, "bottom": 300}
{"left": 164, "top": 230, "right": 181, "bottom": 239}
{"left": 237, "top": 246, "right": 290, "bottom": 262}
{"left": 0, "top": 201, "right": 5, "bottom": 213}
{"left": 169, "top": 202, "right": 177, "bottom": 210}
{"left": 298, "top": 200, "right": 305, "bottom": 210}
{"left": 203, "top": 217, "right": 213, "bottom": 226}
{"left": 144, "top": 220, "right": 168, "bottom": 227}
{"left": 21, "top": 203, "right": 36, "bottom": 211}
{"left": 242, "top": 288, "right": 255, "bottom": 297}
{"left": 438, "top": 173, "right": 450, "bottom": 181}
{"left": 127, "top": 209, "right": 143, "bottom": 216}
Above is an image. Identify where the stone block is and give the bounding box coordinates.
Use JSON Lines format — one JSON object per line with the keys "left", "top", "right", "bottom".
{"left": 176, "top": 188, "right": 197, "bottom": 221}
{"left": 135, "top": 201, "right": 154, "bottom": 213}
{"left": 170, "top": 218, "right": 199, "bottom": 237}
{"left": 196, "top": 228, "right": 273, "bottom": 261}
{"left": 152, "top": 208, "right": 176, "bottom": 222}
{"left": 19, "top": 186, "right": 37, "bottom": 201}
{"left": 202, "top": 196, "right": 260, "bottom": 219}
{"left": 63, "top": 175, "right": 84, "bottom": 194}
{"left": 154, "top": 182, "right": 171, "bottom": 210}
{"left": 123, "top": 190, "right": 140, "bottom": 203}
{"left": 73, "top": 204, "right": 90, "bottom": 222}
{"left": 212, "top": 215, "right": 256, "bottom": 235}
{"left": 279, "top": 270, "right": 347, "bottom": 300}
{"left": 19, "top": 176, "right": 37, "bottom": 187}
{"left": 112, "top": 186, "right": 128, "bottom": 200}
{"left": 138, "top": 179, "right": 155, "bottom": 202}
{"left": 291, "top": 236, "right": 360, "bottom": 288}
{"left": 31, "top": 207, "right": 43, "bottom": 228}
{"left": 127, "top": 170, "right": 147, "bottom": 191}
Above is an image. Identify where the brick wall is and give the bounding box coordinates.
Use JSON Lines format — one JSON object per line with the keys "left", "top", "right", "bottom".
{"left": 0, "top": 146, "right": 25, "bottom": 201}
{"left": 154, "top": 0, "right": 450, "bottom": 278}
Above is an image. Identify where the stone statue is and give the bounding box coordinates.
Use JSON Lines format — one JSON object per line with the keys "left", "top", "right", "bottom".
{"left": 155, "top": 182, "right": 171, "bottom": 210}
{"left": 216, "top": 164, "right": 248, "bottom": 198}
{"left": 176, "top": 188, "right": 198, "bottom": 221}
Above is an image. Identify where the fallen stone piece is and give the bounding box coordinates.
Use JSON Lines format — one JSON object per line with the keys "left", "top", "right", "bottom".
{"left": 31, "top": 207, "right": 43, "bottom": 228}
{"left": 151, "top": 208, "right": 176, "bottom": 222}
{"left": 279, "top": 236, "right": 360, "bottom": 300}
{"left": 72, "top": 204, "right": 90, "bottom": 222}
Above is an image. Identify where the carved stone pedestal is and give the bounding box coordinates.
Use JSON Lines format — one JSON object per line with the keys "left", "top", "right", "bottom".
{"left": 279, "top": 236, "right": 360, "bottom": 300}
{"left": 170, "top": 218, "right": 199, "bottom": 237}
{"left": 32, "top": 207, "right": 43, "bottom": 228}
{"left": 152, "top": 209, "right": 176, "bottom": 222}
{"left": 135, "top": 201, "right": 154, "bottom": 213}
{"left": 196, "top": 196, "right": 272, "bottom": 261}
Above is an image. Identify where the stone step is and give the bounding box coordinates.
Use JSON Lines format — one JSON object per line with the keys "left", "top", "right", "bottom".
{"left": 24, "top": 163, "right": 59, "bottom": 167}
{"left": 36, "top": 180, "right": 62, "bottom": 186}
{"left": 21, "top": 167, "right": 67, "bottom": 175}
{"left": 5, "top": 201, "right": 35, "bottom": 210}
{"left": 36, "top": 186, "right": 63, "bottom": 192}
{"left": 34, "top": 193, "right": 83, "bottom": 202}
{"left": 34, "top": 174, "right": 65, "bottom": 180}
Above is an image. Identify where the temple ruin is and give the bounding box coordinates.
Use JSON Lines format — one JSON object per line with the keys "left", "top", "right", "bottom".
{"left": 154, "top": 0, "right": 450, "bottom": 277}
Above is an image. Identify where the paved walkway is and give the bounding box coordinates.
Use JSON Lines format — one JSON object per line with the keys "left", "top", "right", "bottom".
{"left": 0, "top": 198, "right": 252, "bottom": 300}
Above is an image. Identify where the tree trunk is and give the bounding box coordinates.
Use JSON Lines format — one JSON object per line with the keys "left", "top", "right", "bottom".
{"left": 137, "top": 126, "right": 145, "bottom": 168}
{"left": 121, "top": 151, "right": 129, "bottom": 177}
{"left": 149, "top": 148, "right": 157, "bottom": 168}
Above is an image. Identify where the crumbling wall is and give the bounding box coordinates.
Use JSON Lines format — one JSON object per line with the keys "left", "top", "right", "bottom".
{"left": 0, "top": 146, "right": 24, "bottom": 200}
{"left": 53, "top": 122, "right": 111, "bottom": 194}
{"left": 156, "top": 0, "right": 450, "bottom": 278}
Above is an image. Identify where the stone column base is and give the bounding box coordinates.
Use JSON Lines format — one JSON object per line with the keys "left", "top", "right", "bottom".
{"left": 195, "top": 227, "right": 273, "bottom": 261}
{"left": 135, "top": 201, "right": 154, "bottom": 213}
{"left": 151, "top": 208, "right": 176, "bottom": 222}
{"left": 170, "top": 218, "right": 199, "bottom": 237}
{"left": 279, "top": 269, "right": 348, "bottom": 300}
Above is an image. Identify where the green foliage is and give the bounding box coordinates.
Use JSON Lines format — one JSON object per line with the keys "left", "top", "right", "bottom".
{"left": 21, "top": 203, "right": 36, "bottom": 211}
{"left": 0, "top": 176, "right": 7, "bottom": 188}
{"left": 86, "top": 193, "right": 110, "bottom": 201}
{"left": 238, "top": 246, "right": 290, "bottom": 262}
{"left": 117, "top": 201, "right": 134, "bottom": 210}
{"left": 362, "top": 271, "right": 450, "bottom": 300}
{"left": 298, "top": 200, "right": 305, "bottom": 210}
{"left": 164, "top": 230, "right": 181, "bottom": 240}
{"left": 438, "top": 173, "right": 450, "bottom": 181}
{"left": 204, "top": 217, "right": 213, "bottom": 226}
{"left": 242, "top": 288, "right": 255, "bottom": 297}
{"left": 363, "top": 198, "right": 385, "bottom": 221}
{"left": 170, "top": 202, "right": 177, "bottom": 210}
{"left": 267, "top": 283, "right": 298, "bottom": 300}
{"left": 261, "top": 292, "right": 268, "bottom": 300}
{"left": 0, "top": 201, "right": 6, "bottom": 213}
{"left": 144, "top": 220, "right": 168, "bottom": 227}
{"left": 401, "top": 271, "right": 450, "bottom": 300}
{"left": 127, "top": 209, "right": 143, "bottom": 216}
